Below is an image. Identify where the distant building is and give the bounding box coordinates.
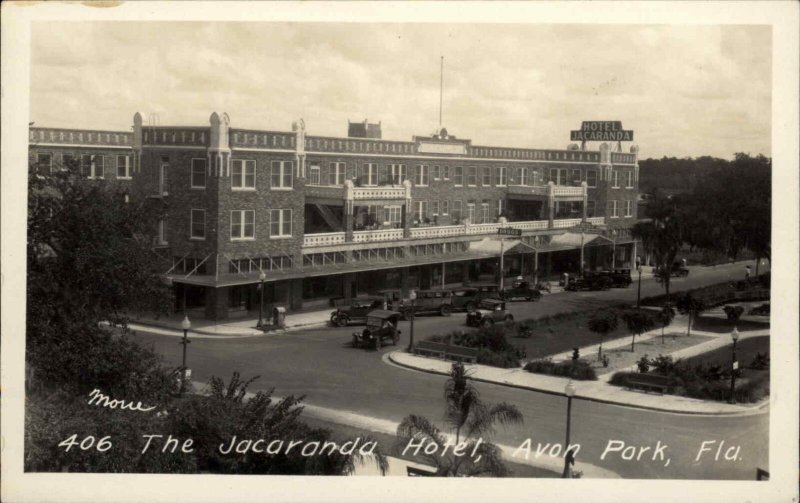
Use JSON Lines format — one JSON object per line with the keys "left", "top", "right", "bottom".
{"left": 28, "top": 113, "right": 640, "bottom": 320}
{"left": 348, "top": 119, "right": 382, "bottom": 139}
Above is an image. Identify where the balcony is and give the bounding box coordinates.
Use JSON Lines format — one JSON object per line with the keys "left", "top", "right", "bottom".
{"left": 507, "top": 184, "right": 586, "bottom": 200}
{"left": 303, "top": 232, "right": 346, "bottom": 247}
{"left": 351, "top": 186, "right": 407, "bottom": 201}
{"left": 552, "top": 218, "right": 583, "bottom": 229}
{"left": 353, "top": 228, "right": 404, "bottom": 243}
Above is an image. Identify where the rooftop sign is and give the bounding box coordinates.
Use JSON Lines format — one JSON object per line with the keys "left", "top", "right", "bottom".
{"left": 570, "top": 121, "right": 633, "bottom": 142}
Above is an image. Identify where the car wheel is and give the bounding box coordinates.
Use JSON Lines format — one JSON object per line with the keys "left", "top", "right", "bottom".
{"left": 440, "top": 304, "right": 452, "bottom": 316}
{"left": 465, "top": 302, "right": 476, "bottom": 313}
{"left": 335, "top": 316, "right": 348, "bottom": 327}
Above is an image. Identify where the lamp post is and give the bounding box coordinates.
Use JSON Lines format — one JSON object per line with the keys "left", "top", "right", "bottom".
{"left": 179, "top": 315, "right": 191, "bottom": 397}
{"left": 636, "top": 258, "right": 643, "bottom": 310}
{"left": 729, "top": 327, "right": 739, "bottom": 403}
{"left": 562, "top": 380, "right": 576, "bottom": 478}
{"left": 406, "top": 289, "right": 417, "bottom": 352}
{"left": 257, "top": 271, "right": 266, "bottom": 329}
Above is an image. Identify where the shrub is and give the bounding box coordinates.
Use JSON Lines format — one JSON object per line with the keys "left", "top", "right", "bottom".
{"left": 637, "top": 355, "right": 651, "bottom": 373}
{"left": 523, "top": 358, "right": 598, "bottom": 381}
{"left": 749, "top": 303, "right": 770, "bottom": 316}
{"left": 430, "top": 327, "right": 526, "bottom": 368}
{"left": 750, "top": 352, "right": 770, "bottom": 370}
{"left": 477, "top": 348, "right": 521, "bottom": 368}
{"left": 651, "top": 354, "right": 676, "bottom": 374}
{"left": 723, "top": 305, "right": 745, "bottom": 322}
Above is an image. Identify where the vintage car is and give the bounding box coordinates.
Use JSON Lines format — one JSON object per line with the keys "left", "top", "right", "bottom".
{"left": 351, "top": 310, "right": 402, "bottom": 350}
{"left": 397, "top": 289, "right": 454, "bottom": 318}
{"left": 330, "top": 296, "right": 386, "bottom": 327}
{"left": 565, "top": 274, "right": 613, "bottom": 291}
{"left": 607, "top": 269, "right": 633, "bottom": 287}
{"left": 653, "top": 263, "right": 690, "bottom": 278}
{"left": 466, "top": 299, "right": 514, "bottom": 328}
{"left": 450, "top": 287, "right": 481, "bottom": 312}
{"left": 501, "top": 280, "right": 543, "bottom": 301}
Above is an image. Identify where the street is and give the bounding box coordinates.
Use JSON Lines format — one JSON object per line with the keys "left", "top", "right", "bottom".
{"left": 132, "top": 262, "right": 769, "bottom": 479}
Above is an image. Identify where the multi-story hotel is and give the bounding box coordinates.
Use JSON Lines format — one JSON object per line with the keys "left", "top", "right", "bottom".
{"left": 28, "top": 113, "right": 640, "bottom": 320}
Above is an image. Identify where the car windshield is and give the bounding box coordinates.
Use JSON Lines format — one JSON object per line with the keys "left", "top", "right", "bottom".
{"left": 367, "top": 317, "right": 383, "bottom": 328}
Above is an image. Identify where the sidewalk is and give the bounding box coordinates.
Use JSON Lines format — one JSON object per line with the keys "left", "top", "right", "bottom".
{"left": 388, "top": 318, "right": 770, "bottom": 416}
{"left": 131, "top": 308, "right": 332, "bottom": 337}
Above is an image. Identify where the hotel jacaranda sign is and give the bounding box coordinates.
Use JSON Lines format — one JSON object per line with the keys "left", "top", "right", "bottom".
{"left": 570, "top": 121, "right": 634, "bottom": 142}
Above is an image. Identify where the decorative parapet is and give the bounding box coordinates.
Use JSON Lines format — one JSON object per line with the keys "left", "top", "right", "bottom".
{"left": 29, "top": 127, "right": 132, "bottom": 147}
{"left": 303, "top": 232, "right": 346, "bottom": 247}
{"left": 142, "top": 127, "right": 209, "bottom": 147}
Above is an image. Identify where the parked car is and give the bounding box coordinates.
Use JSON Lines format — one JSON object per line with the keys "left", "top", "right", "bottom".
{"left": 469, "top": 283, "right": 503, "bottom": 302}
{"left": 330, "top": 296, "right": 386, "bottom": 327}
{"left": 565, "top": 274, "right": 612, "bottom": 291}
{"left": 653, "top": 263, "right": 690, "bottom": 278}
{"left": 351, "top": 310, "right": 402, "bottom": 350}
{"left": 378, "top": 288, "right": 404, "bottom": 311}
{"left": 501, "top": 280, "right": 543, "bottom": 301}
{"left": 466, "top": 299, "right": 514, "bottom": 328}
{"left": 596, "top": 269, "right": 632, "bottom": 288}
{"left": 450, "top": 287, "right": 481, "bottom": 313}
{"left": 398, "top": 289, "right": 454, "bottom": 318}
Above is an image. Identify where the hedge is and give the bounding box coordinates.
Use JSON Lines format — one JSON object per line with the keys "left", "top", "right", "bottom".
{"left": 523, "top": 359, "right": 598, "bottom": 380}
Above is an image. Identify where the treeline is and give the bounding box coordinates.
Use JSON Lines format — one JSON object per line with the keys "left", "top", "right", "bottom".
{"left": 639, "top": 155, "right": 737, "bottom": 194}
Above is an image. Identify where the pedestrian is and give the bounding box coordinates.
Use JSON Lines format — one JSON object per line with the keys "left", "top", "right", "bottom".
{"left": 681, "top": 258, "right": 687, "bottom": 268}
{"left": 745, "top": 265, "right": 751, "bottom": 281}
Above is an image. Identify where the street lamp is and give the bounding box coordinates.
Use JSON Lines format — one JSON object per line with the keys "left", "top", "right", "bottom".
{"left": 729, "top": 327, "right": 739, "bottom": 404}
{"left": 257, "top": 271, "right": 266, "bottom": 329}
{"left": 636, "top": 258, "right": 643, "bottom": 310}
{"left": 179, "top": 315, "right": 191, "bottom": 397}
{"left": 562, "top": 380, "right": 576, "bottom": 478}
{"left": 406, "top": 289, "right": 417, "bottom": 352}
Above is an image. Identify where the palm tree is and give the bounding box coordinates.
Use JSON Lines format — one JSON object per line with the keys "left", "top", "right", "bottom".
{"left": 396, "top": 363, "right": 523, "bottom": 476}
{"left": 587, "top": 310, "right": 618, "bottom": 361}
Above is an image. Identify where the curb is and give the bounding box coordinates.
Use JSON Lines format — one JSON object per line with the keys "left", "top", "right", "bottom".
{"left": 130, "top": 319, "right": 330, "bottom": 338}
{"left": 386, "top": 351, "right": 769, "bottom": 417}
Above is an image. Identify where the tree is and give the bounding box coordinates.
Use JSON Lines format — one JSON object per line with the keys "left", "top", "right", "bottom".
{"left": 587, "top": 310, "right": 618, "bottom": 361}
{"left": 675, "top": 293, "right": 707, "bottom": 337}
{"left": 632, "top": 193, "right": 684, "bottom": 303}
{"left": 723, "top": 305, "right": 745, "bottom": 323}
{"left": 621, "top": 310, "right": 656, "bottom": 352}
{"left": 656, "top": 304, "right": 676, "bottom": 344}
{"left": 396, "top": 363, "right": 523, "bottom": 476}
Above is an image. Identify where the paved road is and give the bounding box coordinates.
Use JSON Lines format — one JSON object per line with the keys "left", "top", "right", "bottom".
{"left": 132, "top": 262, "right": 768, "bottom": 479}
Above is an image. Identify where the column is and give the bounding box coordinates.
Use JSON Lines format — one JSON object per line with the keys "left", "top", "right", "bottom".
{"left": 581, "top": 182, "right": 588, "bottom": 223}
{"left": 204, "top": 286, "right": 229, "bottom": 321}
{"left": 344, "top": 181, "right": 355, "bottom": 242}
{"left": 400, "top": 267, "right": 410, "bottom": 297}
{"left": 547, "top": 182, "right": 555, "bottom": 229}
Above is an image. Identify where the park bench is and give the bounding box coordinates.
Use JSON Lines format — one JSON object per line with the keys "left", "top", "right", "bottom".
{"left": 414, "top": 341, "right": 478, "bottom": 364}
{"left": 626, "top": 374, "right": 671, "bottom": 395}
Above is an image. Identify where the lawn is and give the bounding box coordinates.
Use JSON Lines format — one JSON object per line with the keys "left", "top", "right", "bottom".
{"left": 684, "top": 335, "right": 769, "bottom": 368}
{"left": 590, "top": 332, "right": 715, "bottom": 376}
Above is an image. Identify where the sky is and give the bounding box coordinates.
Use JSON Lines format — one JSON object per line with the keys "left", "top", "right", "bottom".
{"left": 30, "top": 22, "right": 772, "bottom": 159}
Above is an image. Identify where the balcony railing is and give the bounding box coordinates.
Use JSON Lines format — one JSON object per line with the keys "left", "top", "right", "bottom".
{"left": 410, "top": 225, "right": 465, "bottom": 239}
{"left": 587, "top": 216, "right": 605, "bottom": 226}
{"left": 303, "top": 232, "right": 346, "bottom": 247}
{"left": 353, "top": 228, "right": 404, "bottom": 243}
{"left": 508, "top": 184, "right": 586, "bottom": 198}
{"left": 552, "top": 218, "right": 583, "bottom": 229}
{"left": 352, "top": 186, "right": 407, "bottom": 200}
{"left": 552, "top": 186, "right": 585, "bottom": 197}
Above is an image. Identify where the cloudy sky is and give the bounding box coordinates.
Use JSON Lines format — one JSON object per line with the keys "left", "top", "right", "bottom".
{"left": 30, "top": 22, "right": 771, "bottom": 159}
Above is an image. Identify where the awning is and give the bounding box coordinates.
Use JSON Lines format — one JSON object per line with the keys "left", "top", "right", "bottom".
{"left": 546, "top": 232, "right": 613, "bottom": 252}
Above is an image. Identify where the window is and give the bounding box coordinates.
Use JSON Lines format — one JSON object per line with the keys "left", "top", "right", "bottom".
{"left": 389, "top": 164, "right": 406, "bottom": 184}
{"left": 454, "top": 166, "right": 463, "bottom": 186}
{"left": 467, "top": 166, "right": 477, "bottom": 186}
{"left": 480, "top": 201, "right": 489, "bottom": 223}
{"left": 586, "top": 170, "right": 597, "bottom": 188}
{"left": 624, "top": 200, "right": 633, "bottom": 217}
{"left": 385, "top": 206, "right": 402, "bottom": 227}
{"left": 587, "top": 200, "right": 596, "bottom": 217}
{"left": 452, "top": 200, "right": 462, "bottom": 221}
{"left": 414, "top": 201, "right": 428, "bottom": 222}
{"left": 549, "top": 168, "right": 559, "bottom": 185}
{"left": 116, "top": 155, "right": 131, "bottom": 179}
{"left": 231, "top": 210, "right": 255, "bottom": 240}
{"left": 608, "top": 200, "right": 619, "bottom": 218}
{"left": 61, "top": 153, "right": 75, "bottom": 170}
{"left": 270, "top": 209, "right": 292, "bottom": 237}
{"left": 159, "top": 157, "right": 169, "bottom": 195}
{"left": 626, "top": 171, "right": 634, "bottom": 188}
{"left": 363, "top": 163, "right": 378, "bottom": 186}
{"left": 36, "top": 153, "right": 52, "bottom": 175}
{"left": 271, "top": 160, "right": 293, "bottom": 189}
{"left": 612, "top": 170, "right": 620, "bottom": 188}
{"left": 81, "top": 154, "right": 104, "bottom": 179}
{"left": 157, "top": 219, "right": 168, "bottom": 245}
{"left": 466, "top": 202, "right": 475, "bottom": 223}
{"left": 190, "top": 209, "right": 205, "bottom": 240}
{"left": 183, "top": 159, "right": 203, "bottom": 189}
{"left": 441, "top": 200, "right": 449, "bottom": 215}
{"left": 432, "top": 165, "right": 441, "bottom": 180}
{"left": 559, "top": 168, "right": 568, "bottom": 186}
{"left": 443, "top": 166, "right": 450, "bottom": 180}
{"left": 481, "top": 167, "right": 492, "bottom": 186}
{"left": 431, "top": 200, "right": 439, "bottom": 217}
{"left": 232, "top": 160, "right": 256, "bottom": 189}
{"left": 309, "top": 164, "right": 321, "bottom": 185}
{"left": 496, "top": 167, "right": 507, "bottom": 186}
{"left": 414, "top": 165, "right": 429, "bottom": 186}
{"left": 572, "top": 169, "right": 582, "bottom": 185}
